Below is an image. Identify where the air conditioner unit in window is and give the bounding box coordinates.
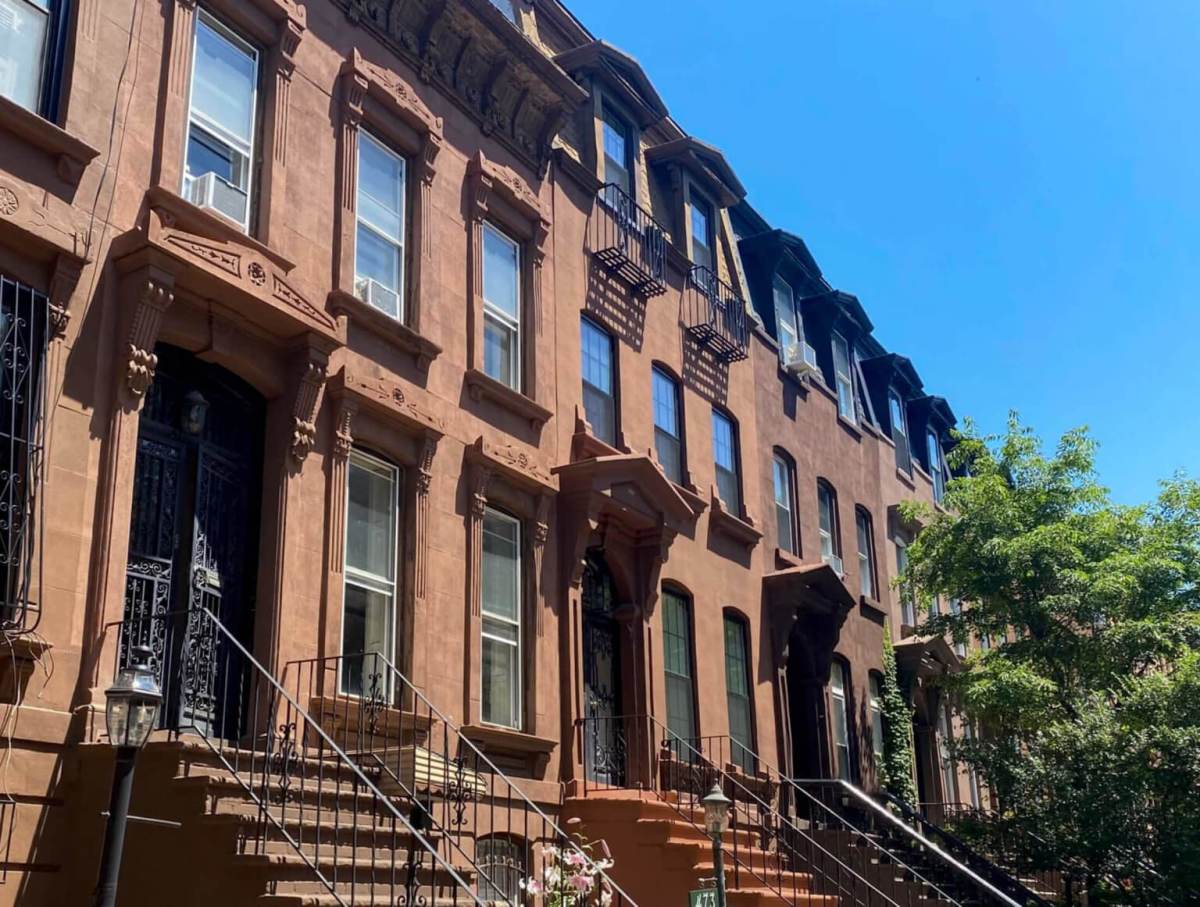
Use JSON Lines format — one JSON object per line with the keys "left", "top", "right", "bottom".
{"left": 822, "top": 553, "right": 845, "bottom": 577}
{"left": 187, "top": 172, "right": 248, "bottom": 227}
{"left": 354, "top": 276, "right": 401, "bottom": 319}
{"left": 784, "top": 341, "right": 820, "bottom": 378}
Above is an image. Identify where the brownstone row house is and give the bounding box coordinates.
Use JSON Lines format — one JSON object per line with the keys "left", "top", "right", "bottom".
{"left": 0, "top": 2, "right": 1013, "bottom": 906}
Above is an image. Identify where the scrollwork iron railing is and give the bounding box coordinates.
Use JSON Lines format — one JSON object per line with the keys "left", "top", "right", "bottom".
{"left": 576, "top": 714, "right": 924, "bottom": 907}
{"left": 589, "top": 183, "right": 668, "bottom": 298}
{"left": 287, "top": 651, "right": 639, "bottom": 907}
{"left": 682, "top": 266, "right": 750, "bottom": 363}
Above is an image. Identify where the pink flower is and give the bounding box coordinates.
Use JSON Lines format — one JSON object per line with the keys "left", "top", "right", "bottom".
{"left": 520, "top": 878, "right": 544, "bottom": 894}
{"left": 566, "top": 850, "right": 588, "bottom": 867}
{"left": 568, "top": 873, "right": 595, "bottom": 893}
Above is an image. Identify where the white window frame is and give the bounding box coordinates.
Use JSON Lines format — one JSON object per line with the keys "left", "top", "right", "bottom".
{"left": 856, "top": 509, "right": 876, "bottom": 600}
{"left": 890, "top": 391, "right": 911, "bottom": 473}
{"left": 711, "top": 409, "right": 741, "bottom": 513}
{"left": 481, "top": 507, "right": 522, "bottom": 730}
{"left": 774, "top": 276, "right": 798, "bottom": 362}
{"left": 580, "top": 315, "right": 616, "bottom": 445}
{"left": 869, "top": 673, "right": 884, "bottom": 765}
{"left": 938, "top": 705, "right": 958, "bottom": 801}
{"left": 929, "top": 429, "right": 946, "bottom": 504}
{"left": 354, "top": 130, "right": 407, "bottom": 320}
{"left": 601, "top": 104, "right": 633, "bottom": 198}
{"left": 773, "top": 453, "right": 796, "bottom": 555}
{"left": 830, "top": 660, "right": 852, "bottom": 781}
{"left": 896, "top": 540, "right": 915, "bottom": 627}
{"left": 818, "top": 483, "right": 837, "bottom": 559}
{"left": 481, "top": 221, "right": 522, "bottom": 391}
{"left": 183, "top": 9, "right": 260, "bottom": 232}
{"left": 832, "top": 331, "right": 856, "bottom": 422}
{"left": 340, "top": 449, "right": 400, "bottom": 698}
{"left": 689, "top": 191, "right": 714, "bottom": 271}
{"left": 0, "top": 0, "right": 53, "bottom": 113}
{"left": 652, "top": 366, "right": 683, "bottom": 485}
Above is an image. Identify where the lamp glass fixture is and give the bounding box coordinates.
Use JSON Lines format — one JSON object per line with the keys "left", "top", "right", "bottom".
{"left": 702, "top": 783, "right": 732, "bottom": 837}
{"left": 105, "top": 646, "right": 163, "bottom": 749}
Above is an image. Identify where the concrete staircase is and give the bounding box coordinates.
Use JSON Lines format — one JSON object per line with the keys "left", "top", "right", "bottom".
{"left": 563, "top": 790, "right": 838, "bottom": 907}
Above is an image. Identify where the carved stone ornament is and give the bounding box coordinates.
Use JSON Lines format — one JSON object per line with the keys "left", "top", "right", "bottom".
{"left": 0, "top": 186, "right": 17, "bottom": 216}
{"left": 289, "top": 355, "right": 327, "bottom": 463}
{"left": 334, "top": 369, "right": 445, "bottom": 436}
{"left": 124, "top": 278, "right": 176, "bottom": 398}
{"left": 468, "top": 436, "right": 557, "bottom": 493}
{"left": 342, "top": 48, "right": 444, "bottom": 140}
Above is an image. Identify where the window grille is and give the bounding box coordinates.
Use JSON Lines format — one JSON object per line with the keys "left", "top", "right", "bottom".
{"left": 0, "top": 274, "right": 50, "bottom": 632}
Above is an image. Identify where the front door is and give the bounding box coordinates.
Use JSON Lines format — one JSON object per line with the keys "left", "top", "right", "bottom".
{"left": 121, "top": 345, "right": 264, "bottom": 740}
{"left": 581, "top": 555, "right": 623, "bottom": 785}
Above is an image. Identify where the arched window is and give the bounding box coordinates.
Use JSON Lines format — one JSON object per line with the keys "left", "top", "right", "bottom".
{"left": 476, "top": 834, "right": 526, "bottom": 902}
{"left": 711, "top": 408, "right": 741, "bottom": 513}
{"left": 829, "top": 659, "right": 853, "bottom": 781}
{"left": 817, "top": 480, "right": 841, "bottom": 572}
{"left": 652, "top": 365, "right": 684, "bottom": 484}
{"left": 855, "top": 507, "right": 877, "bottom": 600}
{"left": 723, "top": 612, "right": 756, "bottom": 773}
{"left": 662, "top": 588, "right": 698, "bottom": 753}
{"left": 772, "top": 450, "right": 798, "bottom": 555}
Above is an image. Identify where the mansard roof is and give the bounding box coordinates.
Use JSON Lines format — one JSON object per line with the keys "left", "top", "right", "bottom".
{"left": 738, "top": 228, "right": 825, "bottom": 288}
{"left": 553, "top": 40, "right": 669, "bottom": 127}
{"left": 802, "top": 289, "right": 874, "bottom": 336}
{"left": 645, "top": 136, "right": 746, "bottom": 207}
{"left": 861, "top": 352, "right": 924, "bottom": 395}
{"left": 910, "top": 394, "right": 958, "bottom": 430}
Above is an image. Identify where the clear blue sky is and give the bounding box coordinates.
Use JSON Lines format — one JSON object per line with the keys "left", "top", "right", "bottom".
{"left": 565, "top": 0, "right": 1199, "bottom": 505}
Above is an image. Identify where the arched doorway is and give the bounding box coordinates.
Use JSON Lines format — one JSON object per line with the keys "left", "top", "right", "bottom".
{"left": 581, "top": 552, "right": 624, "bottom": 785}
{"left": 120, "top": 344, "right": 265, "bottom": 739}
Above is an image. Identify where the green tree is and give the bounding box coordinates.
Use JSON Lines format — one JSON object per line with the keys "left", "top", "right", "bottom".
{"left": 879, "top": 624, "right": 918, "bottom": 805}
{"left": 900, "top": 415, "right": 1200, "bottom": 904}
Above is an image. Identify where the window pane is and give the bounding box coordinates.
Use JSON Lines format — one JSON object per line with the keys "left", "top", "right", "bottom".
{"left": 652, "top": 369, "right": 679, "bottom": 436}
{"left": 830, "top": 663, "right": 851, "bottom": 781}
{"left": 185, "top": 127, "right": 237, "bottom": 183}
{"left": 483, "top": 224, "right": 520, "bottom": 319}
{"left": 663, "top": 592, "right": 696, "bottom": 748}
{"left": 358, "top": 133, "right": 405, "bottom": 240}
{"left": 191, "top": 15, "right": 256, "bottom": 149}
{"left": 477, "top": 837, "right": 524, "bottom": 902}
{"left": 891, "top": 393, "right": 911, "bottom": 473}
{"left": 481, "top": 634, "right": 518, "bottom": 728}
{"left": 346, "top": 456, "right": 396, "bottom": 580}
{"left": 690, "top": 199, "right": 712, "bottom": 268}
{"left": 655, "top": 431, "right": 682, "bottom": 485}
{"left": 482, "top": 510, "right": 519, "bottom": 623}
{"left": 602, "top": 109, "right": 631, "bottom": 194}
{"left": 580, "top": 318, "right": 615, "bottom": 444}
{"left": 724, "top": 616, "right": 754, "bottom": 771}
{"left": 869, "top": 675, "right": 884, "bottom": 762}
{"left": 340, "top": 582, "right": 393, "bottom": 695}
{"left": 483, "top": 313, "right": 517, "bottom": 388}
{"left": 832, "top": 333, "right": 855, "bottom": 421}
{"left": 0, "top": 0, "right": 49, "bottom": 111}
{"left": 355, "top": 224, "right": 402, "bottom": 296}
{"left": 818, "top": 485, "right": 836, "bottom": 558}
{"left": 857, "top": 511, "right": 875, "bottom": 599}
{"left": 773, "top": 277, "right": 797, "bottom": 351}
{"left": 711, "top": 411, "right": 735, "bottom": 471}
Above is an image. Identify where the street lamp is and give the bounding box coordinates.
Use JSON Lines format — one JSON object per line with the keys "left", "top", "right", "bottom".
{"left": 94, "top": 645, "right": 162, "bottom": 907}
{"left": 702, "top": 783, "right": 732, "bottom": 907}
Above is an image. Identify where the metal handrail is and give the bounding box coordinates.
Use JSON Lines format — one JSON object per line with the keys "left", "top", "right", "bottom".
{"left": 287, "top": 650, "right": 639, "bottom": 907}
{"left": 110, "top": 609, "right": 486, "bottom": 905}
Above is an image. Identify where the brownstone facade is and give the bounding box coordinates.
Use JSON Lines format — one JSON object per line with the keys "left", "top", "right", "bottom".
{"left": 0, "top": 1, "right": 979, "bottom": 903}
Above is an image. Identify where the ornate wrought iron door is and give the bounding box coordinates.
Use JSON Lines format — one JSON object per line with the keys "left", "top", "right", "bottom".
{"left": 121, "top": 346, "right": 264, "bottom": 740}
{"left": 582, "top": 555, "right": 624, "bottom": 785}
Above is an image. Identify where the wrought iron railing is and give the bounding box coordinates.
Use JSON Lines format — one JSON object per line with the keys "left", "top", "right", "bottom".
{"left": 589, "top": 183, "right": 668, "bottom": 298}
{"left": 682, "top": 265, "right": 750, "bottom": 363}
{"left": 576, "top": 714, "right": 929, "bottom": 906}
{"left": 286, "top": 651, "right": 638, "bottom": 907}
{"left": 0, "top": 274, "right": 50, "bottom": 633}
{"left": 113, "top": 609, "right": 487, "bottom": 905}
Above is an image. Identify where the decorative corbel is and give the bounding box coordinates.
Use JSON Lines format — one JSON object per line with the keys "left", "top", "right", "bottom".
{"left": 124, "top": 275, "right": 175, "bottom": 401}
{"left": 288, "top": 344, "right": 329, "bottom": 464}
{"left": 48, "top": 254, "right": 84, "bottom": 341}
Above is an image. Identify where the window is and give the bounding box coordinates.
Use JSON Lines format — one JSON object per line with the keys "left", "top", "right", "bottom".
{"left": 482, "top": 222, "right": 522, "bottom": 390}
{"left": 896, "top": 541, "right": 915, "bottom": 627}
{"left": 711, "top": 409, "right": 740, "bottom": 513}
{"left": 689, "top": 193, "right": 714, "bottom": 270}
{"left": 817, "top": 481, "right": 840, "bottom": 564}
{"left": 930, "top": 594, "right": 941, "bottom": 619}
{"left": 774, "top": 276, "right": 798, "bottom": 361}
{"left": 980, "top": 631, "right": 991, "bottom": 650}
{"left": 355, "top": 131, "right": 406, "bottom": 320}
{"left": 856, "top": 508, "right": 877, "bottom": 600}
{"left": 868, "top": 673, "right": 885, "bottom": 768}
{"left": 724, "top": 615, "right": 755, "bottom": 774}
{"left": 601, "top": 105, "right": 634, "bottom": 197}
{"left": 964, "top": 723, "right": 982, "bottom": 809}
{"left": 0, "top": 0, "right": 69, "bottom": 118}
{"left": 477, "top": 835, "right": 525, "bottom": 902}
{"left": 184, "top": 11, "right": 259, "bottom": 231}
{"left": 773, "top": 453, "right": 797, "bottom": 555}
{"left": 829, "top": 661, "right": 852, "bottom": 781}
{"left": 0, "top": 275, "right": 48, "bottom": 630}
{"left": 652, "top": 367, "right": 683, "bottom": 484}
{"left": 487, "top": 0, "right": 517, "bottom": 22}
{"left": 482, "top": 508, "right": 522, "bottom": 729}
{"left": 928, "top": 430, "right": 946, "bottom": 504}
{"left": 938, "top": 705, "right": 957, "bottom": 801}
{"left": 890, "top": 392, "right": 911, "bottom": 474}
{"left": 663, "top": 590, "right": 697, "bottom": 751}
{"left": 580, "top": 316, "right": 616, "bottom": 445}
{"left": 831, "top": 332, "right": 856, "bottom": 422}
{"left": 341, "top": 451, "right": 400, "bottom": 696}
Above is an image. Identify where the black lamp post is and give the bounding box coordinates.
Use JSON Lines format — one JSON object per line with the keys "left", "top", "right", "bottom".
{"left": 702, "top": 783, "right": 732, "bottom": 907}
{"left": 94, "top": 645, "right": 162, "bottom": 907}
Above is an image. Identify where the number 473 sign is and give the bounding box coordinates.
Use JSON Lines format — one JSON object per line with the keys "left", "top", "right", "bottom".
{"left": 689, "top": 889, "right": 718, "bottom": 907}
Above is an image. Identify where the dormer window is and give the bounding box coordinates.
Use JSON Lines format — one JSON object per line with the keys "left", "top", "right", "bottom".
{"left": 928, "top": 429, "right": 947, "bottom": 504}
{"left": 689, "top": 192, "right": 715, "bottom": 271}
{"left": 890, "top": 391, "right": 911, "bottom": 474}
{"left": 832, "top": 332, "right": 856, "bottom": 422}
{"left": 601, "top": 105, "right": 634, "bottom": 198}
{"left": 774, "top": 276, "right": 799, "bottom": 362}
{"left": 183, "top": 10, "right": 259, "bottom": 232}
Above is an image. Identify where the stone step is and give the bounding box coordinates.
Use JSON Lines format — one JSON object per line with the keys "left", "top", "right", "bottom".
{"left": 726, "top": 887, "right": 840, "bottom": 907}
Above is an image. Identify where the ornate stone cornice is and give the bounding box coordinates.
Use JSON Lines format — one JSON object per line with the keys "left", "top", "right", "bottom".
{"left": 327, "top": 368, "right": 446, "bottom": 440}
{"left": 342, "top": 48, "right": 444, "bottom": 141}
{"left": 466, "top": 436, "right": 557, "bottom": 494}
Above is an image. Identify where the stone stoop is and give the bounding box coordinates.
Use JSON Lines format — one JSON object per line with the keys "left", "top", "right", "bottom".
{"left": 77, "top": 739, "right": 475, "bottom": 907}
{"left": 562, "top": 791, "right": 838, "bottom": 907}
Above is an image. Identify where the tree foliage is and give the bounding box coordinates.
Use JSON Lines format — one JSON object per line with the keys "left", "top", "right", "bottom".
{"left": 901, "top": 414, "right": 1200, "bottom": 904}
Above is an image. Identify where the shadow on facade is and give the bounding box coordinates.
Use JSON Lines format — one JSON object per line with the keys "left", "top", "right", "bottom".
{"left": 680, "top": 337, "right": 729, "bottom": 408}
{"left": 583, "top": 261, "right": 645, "bottom": 352}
